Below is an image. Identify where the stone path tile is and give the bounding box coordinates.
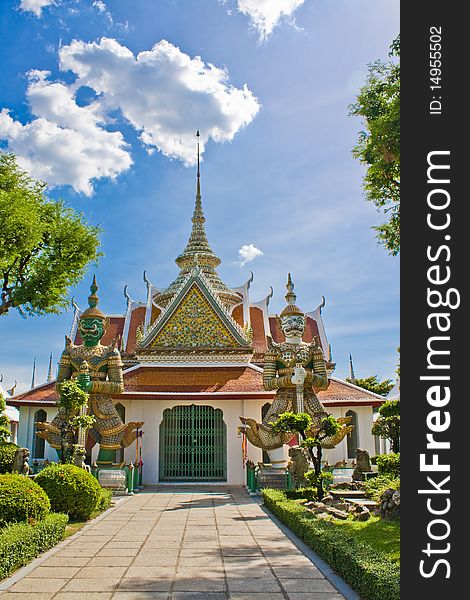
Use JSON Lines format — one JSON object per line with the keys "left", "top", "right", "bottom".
{"left": 0, "top": 488, "right": 347, "bottom": 600}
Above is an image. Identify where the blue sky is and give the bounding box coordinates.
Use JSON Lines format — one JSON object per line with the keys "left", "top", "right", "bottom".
{"left": 0, "top": 0, "right": 399, "bottom": 393}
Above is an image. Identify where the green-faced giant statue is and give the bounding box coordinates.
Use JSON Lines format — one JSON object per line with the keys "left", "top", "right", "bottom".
{"left": 37, "top": 277, "right": 143, "bottom": 466}
{"left": 239, "top": 274, "right": 352, "bottom": 468}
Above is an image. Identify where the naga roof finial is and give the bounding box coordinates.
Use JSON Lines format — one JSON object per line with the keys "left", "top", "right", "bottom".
{"left": 280, "top": 273, "right": 303, "bottom": 317}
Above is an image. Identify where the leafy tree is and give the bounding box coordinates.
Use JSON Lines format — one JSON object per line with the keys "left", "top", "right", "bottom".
{"left": 271, "top": 412, "right": 341, "bottom": 500}
{"left": 349, "top": 35, "right": 400, "bottom": 255}
{"left": 0, "top": 395, "right": 11, "bottom": 442}
{"left": 346, "top": 375, "right": 393, "bottom": 396}
{"left": 0, "top": 153, "right": 102, "bottom": 316}
{"left": 372, "top": 399, "right": 400, "bottom": 452}
{"left": 55, "top": 380, "right": 95, "bottom": 463}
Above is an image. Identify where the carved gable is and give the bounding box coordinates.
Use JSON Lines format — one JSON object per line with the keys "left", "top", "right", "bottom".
{"left": 150, "top": 284, "right": 238, "bottom": 348}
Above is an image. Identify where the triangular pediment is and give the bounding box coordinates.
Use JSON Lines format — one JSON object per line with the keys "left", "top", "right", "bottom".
{"left": 139, "top": 269, "right": 251, "bottom": 351}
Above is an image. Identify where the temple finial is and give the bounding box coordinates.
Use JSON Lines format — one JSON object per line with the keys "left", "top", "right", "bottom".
{"left": 196, "top": 129, "right": 201, "bottom": 199}
{"left": 349, "top": 353, "right": 356, "bottom": 383}
{"left": 31, "top": 357, "right": 36, "bottom": 389}
{"left": 285, "top": 273, "right": 296, "bottom": 306}
{"left": 88, "top": 275, "right": 99, "bottom": 309}
{"left": 47, "top": 353, "right": 54, "bottom": 382}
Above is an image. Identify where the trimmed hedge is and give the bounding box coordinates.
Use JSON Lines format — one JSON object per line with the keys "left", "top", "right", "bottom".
{"left": 97, "top": 487, "right": 113, "bottom": 512}
{"left": 0, "top": 513, "right": 68, "bottom": 580}
{"left": 262, "top": 489, "right": 399, "bottom": 600}
{"left": 376, "top": 453, "right": 400, "bottom": 477}
{"left": 35, "top": 464, "right": 102, "bottom": 520}
{"left": 0, "top": 442, "right": 18, "bottom": 474}
{"left": 0, "top": 474, "right": 51, "bottom": 527}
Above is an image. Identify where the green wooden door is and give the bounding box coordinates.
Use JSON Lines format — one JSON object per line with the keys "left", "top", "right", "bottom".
{"left": 159, "top": 405, "right": 227, "bottom": 482}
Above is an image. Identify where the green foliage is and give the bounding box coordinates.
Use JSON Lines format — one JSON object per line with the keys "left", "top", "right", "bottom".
{"left": 0, "top": 152, "right": 102, "bottom": 317}
{"left": 286, "top": 487, "right": 317, "bottom": 502}
{"left": 262, "top": 489, "right": 399, "bottom": 600}
{"left": 57, "top": 379, "right": 89, "bottom": 412}
{"left": 0, "top": 441, "right": 18, "bottom": 473}
{"left": 372, "top": 400, "right": 400, "bottom": 452}
{"left": 376, "top": 453, "right": 400, "bottom": 477}
{"left": 271, "top": 412, "right": 312, "bottom": 435}
{"left": 364, "top": 475, "right": 400, "bottom": 503}
{"left": 0, "top": 473, "right": 51, "bottom": 526}
{"left": 347, "top": 375, "right": 393, "bottom": 396}
{"left": 0, "top": 513, "right": 68, "bottom": 580}
{"left": 96, "top": 487, "right": 113, "bottom": 512}
{"left": 0, "top": 395, "right": 11, "bottom": 441}
{"left": 56, "top": 380, "right": 92, "bottom": 463}
{"left": 70, "top": 414, "right": 96, "bottom": 430}
{"left": 35, "top": 463, "right": 102, "bottom": 520}
{"left": 349, "top": 36, "right": 400, "bottom": 255}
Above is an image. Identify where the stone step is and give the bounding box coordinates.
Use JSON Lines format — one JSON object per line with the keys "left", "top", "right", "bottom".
{"left": 330, "top": 489, "right": 366, "bottom": 498}
{"left": 347, "top": 499, "right": 378, "bottom": 508}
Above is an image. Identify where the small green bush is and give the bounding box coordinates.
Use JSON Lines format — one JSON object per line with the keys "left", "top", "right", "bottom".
{"left": 0, "top": 513, "right": 68, "bottom": 580}
{"left": 285, "top": 486, "right": 317, "bottom": 502}
{"left": 262, "top": 489, "right": 399, "bottom": 600}
{"left": 364, "top": 475, "right": 400, "bottom": 502}
{"left": 376, "top": 453, "right": 400, "bottom": 477}
{"left": 35, "top": 464, "right": 102, "bottom": 520}
{"left": 97, "top": 487, "right": 112, "bottom": 512}
{"left": 0, "top": 474, "right": 51, "bottom": 526}
{"left": 0, "top": 442, "right": 18, "bottom": 474}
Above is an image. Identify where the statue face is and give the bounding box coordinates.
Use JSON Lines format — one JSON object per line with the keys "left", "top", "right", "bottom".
{"left": 79, "top": 317, "right": 105, "bottom": 346}
{"left": 280, "top": 314, "right": 305, "bottom": 339}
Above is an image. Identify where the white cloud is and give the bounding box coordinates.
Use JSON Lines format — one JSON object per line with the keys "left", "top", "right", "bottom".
{"left": 59, "top": 37, "right": 260, "bottom": 164}
{"left": 19, "top": 0, "right": 57, "bottom": 17}
{"left": 92, "top": 0, "right": 106, "bottom": 13}
{"left": 238, "top": 243, "right": 263, "bottom": 266}
{"left": 0, "top": 70, "right": 132, "bottom": 195}
{"left": 238, "top": 0, "right": 306, "bottom": 40}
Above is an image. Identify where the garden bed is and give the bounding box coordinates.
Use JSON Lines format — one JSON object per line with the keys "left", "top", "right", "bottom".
{"left": 262, "top": 488, "right": 400, "bottom": 600}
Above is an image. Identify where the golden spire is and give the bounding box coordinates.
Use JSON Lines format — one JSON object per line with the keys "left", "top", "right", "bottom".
{"left": 154, "top": 131, "right": 241, "bottom": 309}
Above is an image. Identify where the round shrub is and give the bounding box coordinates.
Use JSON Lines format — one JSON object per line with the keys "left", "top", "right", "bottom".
{"left": 0, "top": 473, "right": 50, "bottom": 526}
{"left": 35, "top": 464, "right": 102, "bottom": 520}
{"left": 0, "top": 442, "right": 19, "bottom": 474}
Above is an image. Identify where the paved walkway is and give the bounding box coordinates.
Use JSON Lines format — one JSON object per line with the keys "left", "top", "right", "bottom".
{"left": 0, "top": 487, "right": 346, "bottom": 600}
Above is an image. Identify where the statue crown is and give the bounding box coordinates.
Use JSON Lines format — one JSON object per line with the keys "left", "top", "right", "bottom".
{"left": 79, "top": 275, "right": 107, "bottom": 321}
{"left": 279, "top": 273, "right": 304, "bottom": 317}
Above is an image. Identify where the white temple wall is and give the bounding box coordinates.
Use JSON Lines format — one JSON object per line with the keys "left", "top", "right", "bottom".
{"left": 18, "top": 405, "right": 58, "bottom": 463}
{"left": 322, "top": 405, "right": 376, "bottom": 465}
{"left": 117, "top": 397, "right": 269, "bottom": 485}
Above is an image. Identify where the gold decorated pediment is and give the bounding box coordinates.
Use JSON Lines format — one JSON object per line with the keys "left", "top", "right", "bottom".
{"left": 149, "top": 284, "right": 241, "bottom": 349}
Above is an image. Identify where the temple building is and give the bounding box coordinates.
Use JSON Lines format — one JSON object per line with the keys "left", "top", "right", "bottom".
{"left": 9, "top": 148, "right": 386, "bottom": 485}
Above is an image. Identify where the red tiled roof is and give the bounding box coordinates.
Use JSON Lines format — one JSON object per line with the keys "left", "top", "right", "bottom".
{"left": 124, "top": 366, "right": 264, "bottom": 393}
{"left": 231, "top": 304, "right": 244, "bottom": 328}
{"left": 250, "top": 307, "right": 266, "bottom": 352}
{"left": 10, "top": 371, "right": 383, "bottom": 407}
{"left": 125, "top": 306, "right": 146, "bottom": 353}
{"left": 318, "top": 378, "right": 384, "bottom": 406}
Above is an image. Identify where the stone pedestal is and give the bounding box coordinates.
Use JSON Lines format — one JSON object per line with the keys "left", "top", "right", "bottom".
{"left": 257, "top": 467, "right": 289, "bottom": 490}
{"left": 98, "top": 468, "right": 128, "bottom": 494}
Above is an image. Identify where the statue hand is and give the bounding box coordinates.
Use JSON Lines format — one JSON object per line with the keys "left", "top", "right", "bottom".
{"left": 291, "top": 365, "right": 306, "bottom": 385}
{"left": 77, "top": 373, "right": 92, "bottom": 392}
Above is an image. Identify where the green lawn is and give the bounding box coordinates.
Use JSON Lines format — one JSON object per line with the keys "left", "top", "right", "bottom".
{"left": 320, "top": 512, "right": 400, "bottom": 562}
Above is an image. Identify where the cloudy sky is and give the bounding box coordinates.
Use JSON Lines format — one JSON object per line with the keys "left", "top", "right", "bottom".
{"left": 0, "top": 0, "right": 399, "bottom": 393}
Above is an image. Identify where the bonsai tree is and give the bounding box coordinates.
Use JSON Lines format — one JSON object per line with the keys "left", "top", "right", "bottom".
{"left": 271, "top": 412, "right": 341, "bottom": 500}
{"left": 372, "top": 399, "right": 400, "bottom": 452}
{"left": 54, "top": 379, "right": 95, "bottom": 463}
